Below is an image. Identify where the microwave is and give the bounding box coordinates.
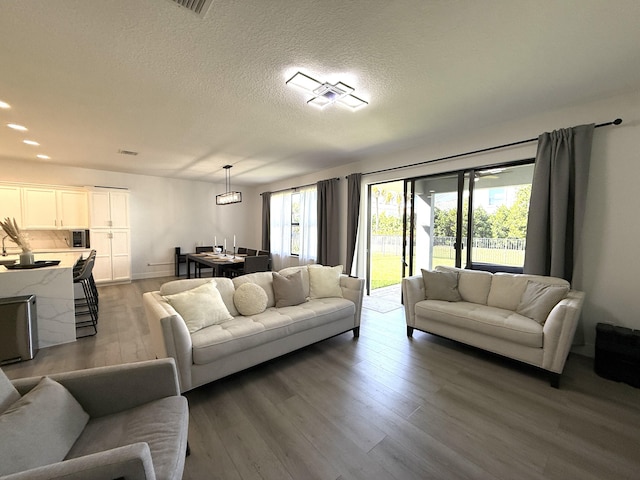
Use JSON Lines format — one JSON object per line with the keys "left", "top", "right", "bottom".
{"left": 69, "top": 230, "right": 90, "bottom": 248}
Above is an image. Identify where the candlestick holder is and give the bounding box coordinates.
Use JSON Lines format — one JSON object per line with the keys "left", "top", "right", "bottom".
{"left": 233, "top": 247, "right": 236, "bottom": 259}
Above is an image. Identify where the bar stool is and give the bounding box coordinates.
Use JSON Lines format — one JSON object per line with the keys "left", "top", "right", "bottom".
{"left": 74, "top": 255, "right": 98, "bottom": 338}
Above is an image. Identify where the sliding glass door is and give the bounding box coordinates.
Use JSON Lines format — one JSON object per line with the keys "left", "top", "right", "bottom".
{"left": 403, "top": 161, "right": 534, "bottom": 276}
{"left": 404, "top": 172, "right": 470, "bottom": 274}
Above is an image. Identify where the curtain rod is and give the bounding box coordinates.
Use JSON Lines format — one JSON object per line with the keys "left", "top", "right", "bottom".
{"left": 358, "top": 118, "right": 622, "bottom": 178}
{"left": 260, "top": 177, "right": 340, "bottom": 196}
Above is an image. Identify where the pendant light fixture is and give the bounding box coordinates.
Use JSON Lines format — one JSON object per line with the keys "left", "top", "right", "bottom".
{"left": 216, "top": 165, "right": 242, "bottom": 205}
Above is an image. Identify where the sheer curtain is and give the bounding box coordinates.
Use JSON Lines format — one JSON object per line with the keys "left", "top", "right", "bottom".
{"left": 269, "top": 191, "right": 291, "bottom": 271}
{"left": 298, "top": 185, "right": 317, "bottom": 265}
{"left": 269, "top": 186, "right": 317, "bottom": 271}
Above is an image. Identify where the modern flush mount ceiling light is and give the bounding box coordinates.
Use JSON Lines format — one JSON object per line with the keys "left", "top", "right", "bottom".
{"left": 216, "top": 165, "right": 242, "bottom": 205}
{"left": 286, "top": 72, "right": 368, "bottom": 110}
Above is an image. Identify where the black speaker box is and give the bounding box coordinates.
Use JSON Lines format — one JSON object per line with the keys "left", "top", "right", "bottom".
{"left": 594, "top": 323, "right": 640, "bottom": 388}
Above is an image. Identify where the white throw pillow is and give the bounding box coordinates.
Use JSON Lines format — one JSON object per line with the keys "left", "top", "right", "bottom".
{"left": 0, "top": 376, "right": 89, "bottom": 476}
{"left": 308, "top": 265, "right": 343, "bottom": 299}
{"left": 516, "top": 281, "right": 569, "bottom": 325}
{"left": 163, "top": 280, "right": 233, "bottom": 333}
{"left": 0, "top": 368, "right": 20, "bottom": 414}
{"left": 233, "top": 282, "right": 268, "bottom": 316}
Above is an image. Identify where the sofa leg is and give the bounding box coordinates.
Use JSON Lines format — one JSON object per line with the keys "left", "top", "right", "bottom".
{"left": 407, "top": 326, "right": 414, "bottom": 337}
{"left": 353, "top": 326, "right": 360, "bottom": 338}
{"left": 186, "top": 442, "right": 191, "bottom": 457}
{"left": 549, "top": 373, "right": 560, "bottom": 389}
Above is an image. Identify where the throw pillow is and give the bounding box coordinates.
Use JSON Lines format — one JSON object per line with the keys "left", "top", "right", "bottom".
{"left": 0, "top": 368, "right": 20, "bottom": 414}
{"left": 0, "top": 376, "right": 89, "bottom": 476}
{"left": 272, "top": 270, "right": 307, "bottom": 307}
{"left": 308, "top": 265, "right": 344, "bottom": 299}
{"left": 516, "top": 281, "right": 569, "bottom": 325}
{"left": 233, "top": 283, "right": 268, "bottom": 316}
{"left": 163, "top": 280, "right": 233, "bottom": 333}
{"left": 421, "top": 269, "right": 462, "bottom": 302}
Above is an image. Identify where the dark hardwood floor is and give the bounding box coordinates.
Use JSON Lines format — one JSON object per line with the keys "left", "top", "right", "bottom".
{"left": 3, "top": 277, "right": 640, "bottom": 479}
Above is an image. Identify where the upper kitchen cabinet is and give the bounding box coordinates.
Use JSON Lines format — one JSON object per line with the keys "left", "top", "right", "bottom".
{"left": 89, "top": 189, "right": 129, "bottom": 228}
{"left": 22, "top": 187, "right": 88, "bottom": 229}
{"left": 0, "top": 184, "right": 23, "bottom": 224}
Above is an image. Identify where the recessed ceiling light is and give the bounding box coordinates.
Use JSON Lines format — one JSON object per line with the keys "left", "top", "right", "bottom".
{"left": 36, "top": 154, "right": 50, "bottom": 160}
{"left": 0, "top": 100, "right": 10, "bottom": 109}
{"left": 7, "top": 123, "right": 28, "bottom": 131}
{"left": 23, "top": 140, "right": 40, "bottom": 146}
{"left": 285, "top": 71, "right": 369, "bottom": 110}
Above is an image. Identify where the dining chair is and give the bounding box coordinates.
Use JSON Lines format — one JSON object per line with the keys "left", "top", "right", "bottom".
{"left": 258, "top": 250, "right": 271, "bottom": 270}
{"left": 246, "top": 248, "right": 257, "bottom": 256}
{"left": 195, "top": 246, "right": 214, "bottom": 277}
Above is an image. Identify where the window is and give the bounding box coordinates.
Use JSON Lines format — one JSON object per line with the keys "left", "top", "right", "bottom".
{"left": 291, "top": 192, "right": 300, "bottom": 255}
{"left": 270, "top": 186, "right": 317, "bottom": 268}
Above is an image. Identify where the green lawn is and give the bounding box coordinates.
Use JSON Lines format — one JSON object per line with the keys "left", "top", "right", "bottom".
{"left": 370, "top": 248, "right": 524, "bottom": 289}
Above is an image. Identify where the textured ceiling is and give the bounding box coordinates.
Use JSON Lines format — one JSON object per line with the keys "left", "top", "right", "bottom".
{"left": 1, "top": 0, "right": 639, "bottom": 186}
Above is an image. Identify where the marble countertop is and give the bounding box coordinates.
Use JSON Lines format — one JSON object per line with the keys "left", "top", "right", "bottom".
{"left": 0, "top": 252, "right": 84, "bottom": 272}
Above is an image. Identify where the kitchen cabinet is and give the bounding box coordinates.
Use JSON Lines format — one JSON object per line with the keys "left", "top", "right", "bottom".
{"left": 89, "top": 188, "right": 130, "bottom": 283}
{"left": 0, "top": 185, "right": 23, "bottom": 223}
{"left": 91, "top": 229, "right": 131, "bottom": 283}
{"left": 22, "top": 187, "right": 88, "bottom": 229}
{"left": 89, "top": 190, "right": 129, "bottom": 228}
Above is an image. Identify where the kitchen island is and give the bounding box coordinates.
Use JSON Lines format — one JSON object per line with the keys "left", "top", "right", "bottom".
{"left": 0, "top": 252, "right": 85, "bottom": 348}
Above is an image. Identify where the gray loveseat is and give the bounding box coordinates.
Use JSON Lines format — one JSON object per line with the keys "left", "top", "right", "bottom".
{"left": 1, "top": 358, "right": 188, "bottom": 480}
{"left": 144, "top": 265, "right": 365, "bottom": 392}
{"left": 402, "top": 266, "right": 585, "bottom": 387}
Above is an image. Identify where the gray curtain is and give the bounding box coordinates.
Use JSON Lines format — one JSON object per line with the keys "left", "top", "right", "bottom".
{"left": 261, "top": 192, "right": 271, "bottom": 251}
{"left": 346, "top": 173, "right": 362, "bottom": 275}
{"left": 523, "top": 124, "right": 595, "bottom": 282}
{"left": 317, "top": 178, "right": 339, "bottom": 266}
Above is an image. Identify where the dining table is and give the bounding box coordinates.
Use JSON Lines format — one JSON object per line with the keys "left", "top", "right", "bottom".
{"left": 186, "top": 252, "right": 245, "bottom": 279}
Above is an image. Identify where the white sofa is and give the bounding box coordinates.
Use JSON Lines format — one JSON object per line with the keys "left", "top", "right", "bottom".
{"left": 144, "top": 265, "right": 364, "bottom": 392}
{"left": 402, "top": 266, "right": 585, "bottom": 387}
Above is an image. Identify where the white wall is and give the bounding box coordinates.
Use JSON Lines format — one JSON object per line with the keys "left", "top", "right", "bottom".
{"left": 0, "top": 161, "right": 260, "bottom": 279}
{"left": 261, "top": 88, "right": 640, "bottom": 356}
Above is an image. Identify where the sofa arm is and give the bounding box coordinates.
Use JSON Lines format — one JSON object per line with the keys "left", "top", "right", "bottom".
{"left": 340, "top": 275, "right": 365, "bottom": 326}
{"left": 401, "top": 275, "right": 425, "bottom": 327}
{"left": 11, "top": 359, "right": 180, "bottom": 418}
{"left": 143, "top": 291, "right": 194, "bottom": 392}
{"left": 542, "top": 290, "right": 585, "bottom": 373}
{"left": 1, "top": 443, "right": 156, "bottom": 480}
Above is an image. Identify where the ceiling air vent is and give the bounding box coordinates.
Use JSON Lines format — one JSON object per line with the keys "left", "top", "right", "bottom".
{"left": 118, "top": 149, "right": 139, "bottom": 156}
{"left": 170, "top": 0, "right": 214, "bottom": 18}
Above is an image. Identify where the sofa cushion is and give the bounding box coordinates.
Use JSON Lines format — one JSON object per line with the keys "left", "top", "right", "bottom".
{"left": 309, "top": 265, "right": 343, "bottom": 299}
{"left": 272, "top": 270, "right": 307, "bottom": 307}
{"left": 437, "top": 266, "right": 493, "bottom": 305}
{"left": 233, "top": 272, "right": 276, "bottom": 308}
{"left": 0, "top": 368, "right": 20, "bottom": 414}
{"left": 516, "top": 281, "right": 569, "bottom": 325}
{"left": 0, "top": 376, "right": 89, "bottom": 476}
{"left": 415, "top": 300, "right": 543, "bottom": 348}
{"left": 279, "top": 265, "right": 310, "bottom": 299}
{"left": 421, "top": 269, "right": 462, "bottom": 302}
{"left": 160, "top": 277, "right": 238, "bottom": 317}
{"left": 191, "top": 298, "right": 355, "bottom": 364}
{"left": 66, "top": 396, "right": 188, "bottom": 480}
{"left": 487, "top": 273, "right": 569, "bottom": 311}
{"left": 163, "top": 280, "right": 233, "bottom": 333}
{"left": 234, "top": 282, "right": 268, "bottom": 316}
